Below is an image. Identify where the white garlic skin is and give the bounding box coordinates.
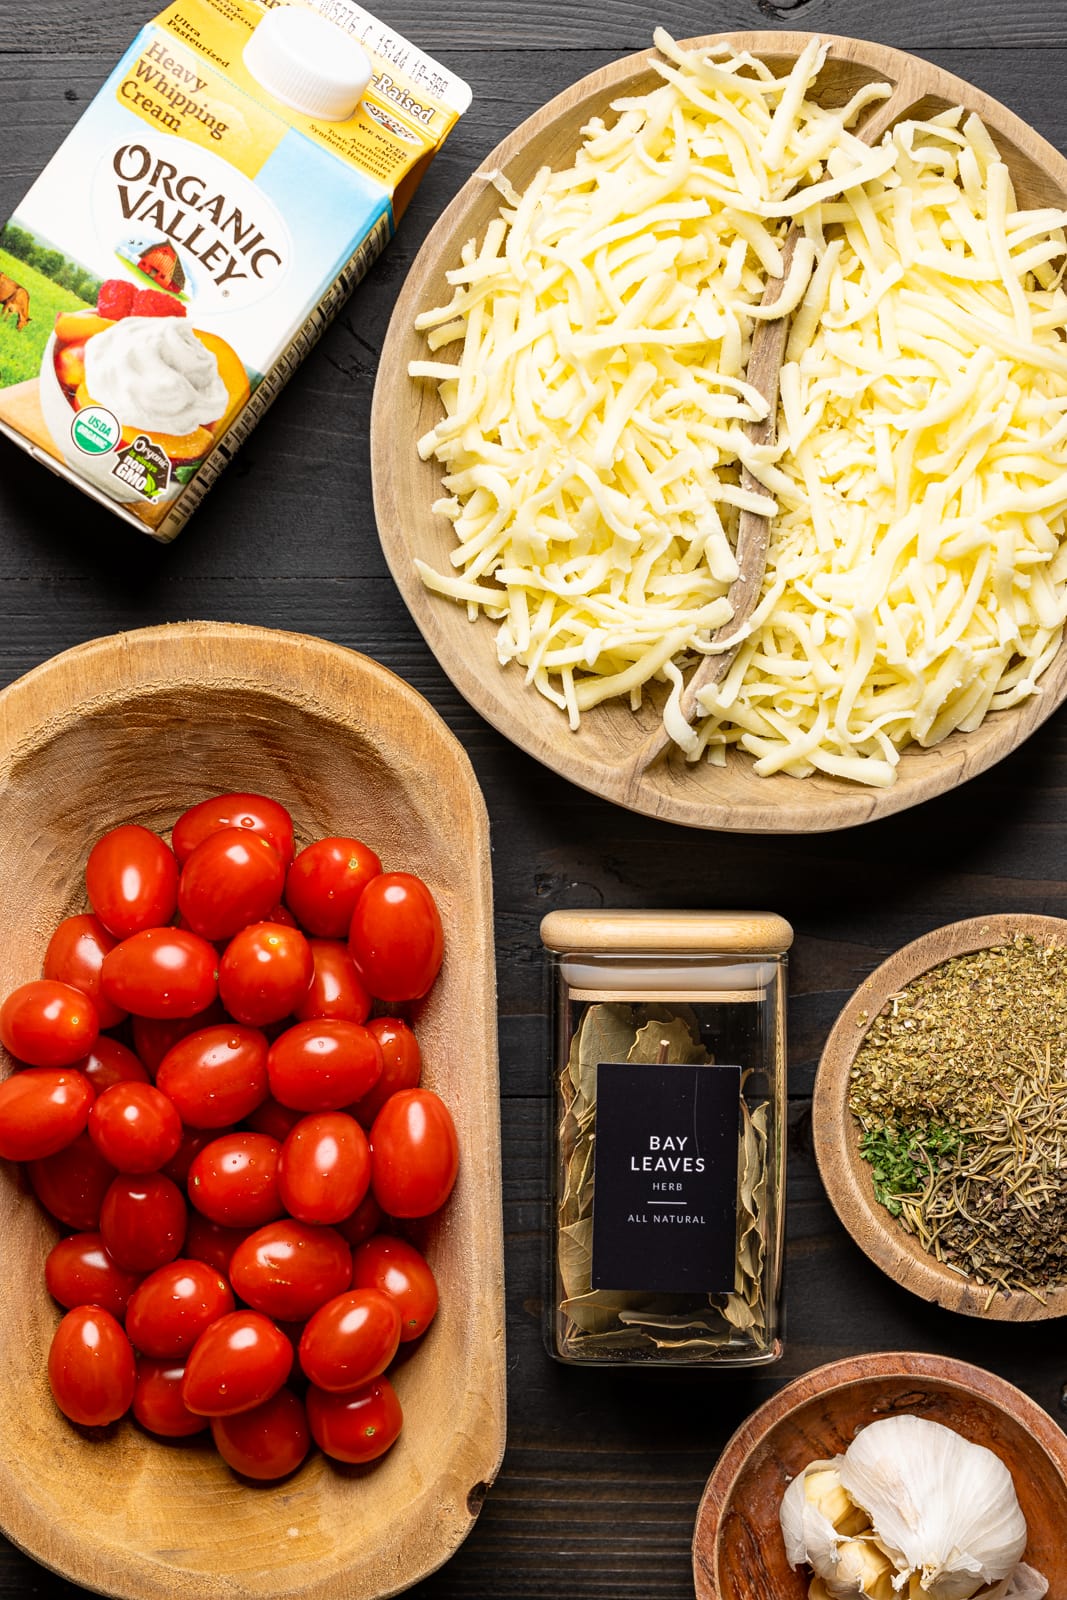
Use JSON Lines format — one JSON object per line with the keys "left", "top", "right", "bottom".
{"left": 839, "top": 1416, "right": 1027, "bottom": 1596}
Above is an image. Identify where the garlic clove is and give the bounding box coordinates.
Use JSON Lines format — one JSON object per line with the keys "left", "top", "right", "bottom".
{"left": 839, "top": 1416, "right": 1027, "bottom": 1595}
{"left": 827, "top": 1537, "right": 897, "bottom": 1599}
{"left": 781, "top": 1458, "right": 851, "bottom": 1571}
{"left": 806, "top": 1467, "right": 872, "bottom": 1537}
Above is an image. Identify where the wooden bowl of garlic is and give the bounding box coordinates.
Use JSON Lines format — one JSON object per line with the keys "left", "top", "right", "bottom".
{"left": 691, "top": 1351, "right": 1067, "bottom": 1600}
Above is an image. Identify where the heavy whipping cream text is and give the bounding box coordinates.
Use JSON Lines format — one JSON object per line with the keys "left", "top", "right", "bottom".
{"left": 84, "top": 318, "right": 228, "bottom": 435}
{"left": 113, "top": 144, "right": 284, "bottom": 288}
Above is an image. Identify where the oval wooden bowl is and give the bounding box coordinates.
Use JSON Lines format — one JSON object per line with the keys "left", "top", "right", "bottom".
{"left": 691, "top": 1351, "right": 1067, "bottom": 1600}
{"left": 0, "top": 622, "right": 506, "bottom": 1600}
{"left": 813, "top": 912, "right": 1067, "bottom": 1322}
{"left": 373, "top": 32, "right": 1067, "bottom": 834}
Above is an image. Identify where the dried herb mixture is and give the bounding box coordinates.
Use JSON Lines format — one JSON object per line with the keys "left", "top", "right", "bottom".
{"left": 849, "top": 935, "right": 1067, "bottom": 1302}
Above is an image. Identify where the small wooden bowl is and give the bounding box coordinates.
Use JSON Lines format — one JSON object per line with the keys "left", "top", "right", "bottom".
{"left": 692, "top": 1351, "right": 1067, "bottom": 1599}
{"left": 813, "top": 913, "right": 1067, "bottom": 1321}
{"left": 0, "top": 623, "right": 506, "bottom": 1600}
{"left": 373, "top": 32, "right": 1067, "bottom": 833}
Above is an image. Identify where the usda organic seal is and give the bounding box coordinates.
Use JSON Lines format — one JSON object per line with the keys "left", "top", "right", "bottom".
{"left": 71, "top": 405, "right": 120, "bottom": 456}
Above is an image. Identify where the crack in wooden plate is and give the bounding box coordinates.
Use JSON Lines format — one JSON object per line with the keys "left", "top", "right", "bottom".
{"left": 690, "top": 1351, "right": 1067, "bottom": 1600}
{"left": 0, "top": 622, "right": 506, "bottom": 1600}
{"left": 373, "top": 32, "right": 1067, "bottom": 834}
{"left": 812, "top": 911, "right": 1067, "bottom": 1323}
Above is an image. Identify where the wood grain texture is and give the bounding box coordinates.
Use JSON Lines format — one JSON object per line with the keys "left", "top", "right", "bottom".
{"left": 373, "top": 32, "right": 1067, "bottom": 833}
{"left": 691, "top": 1352, "right": 1067, "bottom": 1600}
{"left": 814, "top": 912, "right": 1067, "bottom": 1322}
{"left": 0, "top": 624, "right": 505, "bottom": 1600}
{"left": 3, "top": 4, "right": 1067, "bottom": 1598}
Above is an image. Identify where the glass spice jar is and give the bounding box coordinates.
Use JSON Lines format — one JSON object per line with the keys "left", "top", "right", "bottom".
{"left": 540, "top": 909, "right": 792, "bottom": 1368}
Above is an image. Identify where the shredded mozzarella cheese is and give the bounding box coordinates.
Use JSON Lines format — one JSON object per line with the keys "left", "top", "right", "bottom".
{"left": 409, "top": 34, "right": 1067, "bottom": 786}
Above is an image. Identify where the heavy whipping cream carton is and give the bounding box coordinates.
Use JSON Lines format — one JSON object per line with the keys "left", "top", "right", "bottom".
{"left": 0, "top": 0, "right": 469, "bottom": 539}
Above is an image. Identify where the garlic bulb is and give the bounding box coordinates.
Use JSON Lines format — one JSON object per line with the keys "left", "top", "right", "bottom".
{"left": 779, "top": 1416, "right": 1048, "bottom": 1600}
{"left": 839, "top": 1417, "right": 1026, "bottom": 1597}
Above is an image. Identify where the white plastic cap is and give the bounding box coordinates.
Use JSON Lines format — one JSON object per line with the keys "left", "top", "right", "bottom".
{"left": 243, "top": 5, "right": 373, "bottom": 123}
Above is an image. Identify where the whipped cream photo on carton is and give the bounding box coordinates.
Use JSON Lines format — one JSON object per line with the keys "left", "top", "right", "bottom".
{"left": 0, "top": 0, "right": 469, "bottom": 540}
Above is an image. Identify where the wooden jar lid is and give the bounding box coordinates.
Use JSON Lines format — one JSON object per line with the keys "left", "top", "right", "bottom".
{"left": 539, "top": 909, "right": 793, "bottom": 956}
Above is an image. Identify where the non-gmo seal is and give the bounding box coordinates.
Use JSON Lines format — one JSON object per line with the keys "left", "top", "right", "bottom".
{"left": 70, "top": 405, "right": 120, "bottom": 456}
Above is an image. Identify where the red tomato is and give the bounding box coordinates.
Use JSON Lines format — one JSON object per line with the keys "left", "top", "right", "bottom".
{"left": 347, "top": 873, "right": 443, "bottom": 1003}
{"left": 187, "top": 1132, "right": 283, "bottom": 1228}
{"left": 28, "top": 1132, "right": 116, "bottom": 1230}
{"left": 293, "top": 941, "right": 371, "bottom": 1025}
{"left": 284, "top": 837, "right": 381, "bottom": 938}
{"left": 229, "top": 1220, "right": 352, "bottom": 1321}
{"left": 244, "top": 1095, "right": 303, "bottom": 1142}
{"left": 353, "top": 1017, "right": 421, "bottom": 1127}
{"left": 132, "top": 1357, "right": 209, "bottom": 1438}
{"left": 0, "top": 1067, "right": 93, "bottom": 1161}
{"left": 266, "top": 903, "right": 298, "bottom": 928}
{"left": 210, "top": 1386, "right": 309, "bottom": 1480}
{"left": 267, "top": 1020, "right": 382, "bottom": 1113}
{"left": 0, "top": 979, "right": 99, "bottom": 1068}
{"left": 306, "top": 1375, "right": 402, "bottom": 1464}
{"left": 178, "top": 829, "right": 286, "bottom": 942}
{"left": 125, "top": 1259, "right": 234, "bottom": 1358}
{"left": 369, "top": 1089, "right": 458, "bottom": 1218}
{"left": 156, "top": 1024, "right": 269, "bottom": 1128}
{"left": 181, "top": 1310, "right": 293, "bottom": 1416}
{"left": 131, "top": 1001, "right": 226, "bottom": 1075}
{"left": 351, "top": 1235, "right": 438, "bottom": 1342}
{"left": 43, "top": 914, "right": 127, "bottom": 1030}
{"left": 278, "top": 1112, "right": 371, "bottom": 1225}
{"left": 101, "top": 928, "right": 218, "bottom": 1020}
{"left": 298, "top": 1289, "right": 401, "bottom": 1392}
{"left": 85, "top": 824, "right": 179, "bottom": 940}
{"left": 218, "top": 923, "right": 313, "bottom": 1027}
{"left": 182, "top": 1213, "right": 252, "bottom": 1277}
{"left": 100, "top": 1172, "right": 187, "bottom": 1273}
{"left": 87, "top": 1081, "right": 182, "bottom": 1174}
{"left": 44, "top": 1231, "right": 142, "bottom": 1319}
{"left": 334, "top": 1189, "right": 382, "bottom": 1250}
{"left": 172, "top": 793, "right": 295, "bottom": 869}
{"left": 48, "top": 1304, "right": 136, "bottom": 1427}
{"left": 75, "top": 1036, "right": 150, "bottom": 1094}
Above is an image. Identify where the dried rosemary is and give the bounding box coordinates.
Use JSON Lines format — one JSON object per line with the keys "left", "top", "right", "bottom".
{"left": 849, "top": 935, "right": 1067, "bottom": 1302}
{"left": 555, "top": 1002, "right": 771, "bottom": 1361}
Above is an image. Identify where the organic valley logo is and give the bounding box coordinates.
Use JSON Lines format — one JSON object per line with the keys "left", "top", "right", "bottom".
{"left": 105, "top": 139, "right": 289, "bottom": 300}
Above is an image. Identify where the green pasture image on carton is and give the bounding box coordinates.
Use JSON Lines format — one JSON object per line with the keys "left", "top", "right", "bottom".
{"left": 0, "top": 242, "right": 93, "bottom": 387}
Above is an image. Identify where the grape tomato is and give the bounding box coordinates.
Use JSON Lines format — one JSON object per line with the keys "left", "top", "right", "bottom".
{"left": 85, "top": 824, "right": 179, "bottom": 940}
{"left": 348, "top": 872, "right": 443, "bottom": 1003}
{"left": 283, "top": 837, "right": 381, "bottom": 938}
{"left": 218, "top": 922, "right": 312, "bottom": 1026}
{"left": 369, "top": 1088, "right": 459, "bottom": 1218}
{"left": 354, "top": 1017, "right": 421, "bottom": 1127}
{"left": 267, "top": 1019, "right": 382, "bottom": 1113}
{"left": 229, "top": 1219, "right": 352, "bottom": 1322}
{"left": 28, "top": 1132, "right": 116, "bottom": 1230}
{"left": 306, "top": 1375, "right": 402, "bottom": 1465}
{"left": 155, "top": 1024, "right": 269, "bottom": 1128}
{"left": 298, "top": 1289, "right": 401, "bottom": 1392}
{"left": 178, "top": 829, "right": 285, "bottom": 942}
{"left": 101, "top": 928, "right": 218, "bottom": 1020}
{"left": 48, "top": 1305, "right": 136, "bottom": 1427}
{"left": 43, "top": 914, "right": 126, "bottom": 1029}
{"left": 0, "top": 980, "right": 99, "bottom": 1068}
{"left": 187, "top": 1131, "right": 283, "bottom": 1228}
{"left": 125, "top": 1259, "right": 235, "bottom": 1358}
{"left": 351, "top": 1235, "right": 439, "bottom": 1342}
{"left": 75, "top": 1037, "right": 150, "bottom": 1094}
{"left": 210, "top": 1387, "right": 309, "bottom": 1481}
{"left": 44, "top": 1231, "right": 142, "bottom": 1319}
{"left": 172, "top": 793, "right": 295, "bottom": 869}
{"left": 0, "top": 1067, "right": 94, "bottom": 1162}
{"left": 182, "top": 1310, "right": 293, "bottom": 1416}
{"left": 293, "top": 941, "right": 371, "bottom": 1025}
{"left": 277, "top": 1112, "right": 370, "bottom": 1225}
{"left": 100, "top": 1172, "right": 187, "bottom": 1273}
{"left": 88, "top": 1081, "right": 182, "bottom": 1174}
{"left": 133, "top": 1358, "right": 209, "bottom": 1438}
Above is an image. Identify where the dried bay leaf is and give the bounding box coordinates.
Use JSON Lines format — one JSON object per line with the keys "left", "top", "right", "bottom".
{"left": 628, "top": 1016, "right": 710, "bottom": 1065}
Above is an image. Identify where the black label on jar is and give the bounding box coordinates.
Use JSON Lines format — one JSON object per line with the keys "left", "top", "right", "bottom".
{"left": 590, "top": 1061, "right": 741, "bottom": 1294}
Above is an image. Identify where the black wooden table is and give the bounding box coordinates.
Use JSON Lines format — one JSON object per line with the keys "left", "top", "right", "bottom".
{"left": 3, "top": 1, "right": 1067, "bottom": 1595}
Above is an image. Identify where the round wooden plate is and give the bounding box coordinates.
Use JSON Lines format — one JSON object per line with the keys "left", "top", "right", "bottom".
{"left": 813, "top": 912, "right": 1067, "bottom": 1321}
{"left": 691, "top": 1351, "right": 1067, "bottom": 1600}
{"left": 372, "top": 32, "right": 1067, "bottom": 834}
{"left": 0, "top": 622, "right": 506, "bottom": 1600}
